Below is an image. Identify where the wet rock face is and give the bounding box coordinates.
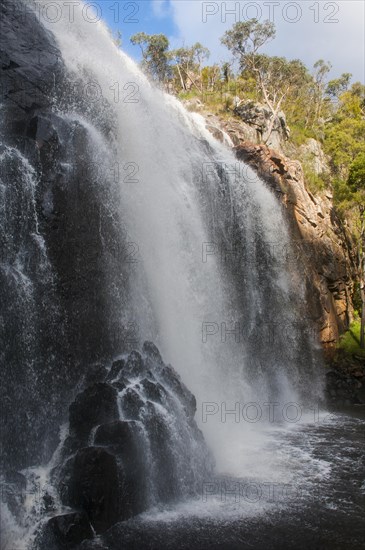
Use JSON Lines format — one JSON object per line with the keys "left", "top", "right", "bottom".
{"left": 204, "top": 107, "right": 356, "bottom": 352}
{"left": 0, "top": 1, "right": 62, "bottom": 143}
{"left": 325, "top": 353, "right": 365, "bottom": 405}
{"left": 234, "top": 143, "right": 356, "bottom": 351}
{"left": 0, "top": 0, "right": 69, "bottom": 470}
{"left": 69, "top": 383, "right": 119, "bottom": 441}
{"left": 37, "top": 512, "right": 94, "bottom": 549}
{"left": 94, "top": 420, "right": 146, "bottom": 517}
{"left": 0, "top": 0, "right": 129, "bottom": 470}
{"left": 60, "top": 447, "right": 121, "bottom": 534}
{"left": 50, "top": 342, "right": 212, "bottom": 544}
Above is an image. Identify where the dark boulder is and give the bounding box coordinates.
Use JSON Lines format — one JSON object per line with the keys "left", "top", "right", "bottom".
{"left": 160, "top": 365, "right": 197, "bottom": 418}
{"left": 106, "top": 358, "right": 125, "bottom": 382}
{"left": 124, "top": 350, "right": 146, "bottom": 378}
{"left": 77, "top": 540, "right": 109, "bottom": 550}
{"left": 325, "top": 368, "right": 364, "bottom": 406}
{"left": 143, "top": 340, "right": 164, "bottom": 366}
{"left": 84, "top": 364, "right": 108, "bottom": 386}
{"left": 94, "top": 420, "right": 135, "bottom": 454}
{"left": 95, "top": 420, "right": 146, "bottom": 516}
{"left": 140, "top": 378, "right": 168, "bottom": 405}
{"left": 59, "top": 447, "right": 121, "bottom": 534}
{"left": 53, "top": 342, "right": 211, "bottom": 532}
{"left": 120, "top": 387, "right": 144, "bottom": 420}
{"left": 38, "top": 512, "right": 93, "bottom": 549}
{"left": 69, "top": 383, "right": 118, "bottom": 440}
{"left": 112, "top": 379, "right": 127, "bottom": 392}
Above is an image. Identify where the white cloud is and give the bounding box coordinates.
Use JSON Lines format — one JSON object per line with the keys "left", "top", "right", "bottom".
{"left": 152, "top": 0, "right": 173, "bottom": 18}
{"left": 168, "top": 0, "right": 365, "bottom": 81}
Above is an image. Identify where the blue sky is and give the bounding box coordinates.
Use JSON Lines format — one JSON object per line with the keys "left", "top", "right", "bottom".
{"left": 97, "top": 1, "right": 177, "bottom": 59}
{"left": 97, "top": 0, "right": 364, "bottom": 83}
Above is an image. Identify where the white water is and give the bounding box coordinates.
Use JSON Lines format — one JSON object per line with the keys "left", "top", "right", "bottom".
{"left": 28, "top": 0, "right": 326, "bottom": 482}
{"left": 3, "top": 5, "right": 365, "bottom": 550}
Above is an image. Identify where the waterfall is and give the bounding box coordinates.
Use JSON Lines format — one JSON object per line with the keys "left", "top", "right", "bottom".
{"left": 32, "top": 0, "right": 323, "bottom": 457}
{"left": 0, "top": 1, "right": 326, "bottom": 547}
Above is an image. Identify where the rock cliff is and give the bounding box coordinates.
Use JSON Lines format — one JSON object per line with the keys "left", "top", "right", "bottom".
{"left": 203, "top": 112, "right": 357, "bottom": 351}
{"left": 1, "top": 0, "right": 133, "bottom": 468}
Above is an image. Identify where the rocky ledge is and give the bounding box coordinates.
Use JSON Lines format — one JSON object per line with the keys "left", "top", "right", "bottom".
{"left": 233, "top": 142, "right": 357, "bottom": 351}
{"left": 203, "top": 111, "right": 357, "bottom": 352}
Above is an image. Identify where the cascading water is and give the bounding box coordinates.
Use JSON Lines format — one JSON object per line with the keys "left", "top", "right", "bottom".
{"left": 2, "top": 2, "right": 364, "bottom": 549}
{"left": 34, "top": 0, "right": 324, "bottom": 467}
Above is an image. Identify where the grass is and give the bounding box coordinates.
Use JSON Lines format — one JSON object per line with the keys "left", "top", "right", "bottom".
{"left": 338, "top": 319, "right": 365, "bottom": 358}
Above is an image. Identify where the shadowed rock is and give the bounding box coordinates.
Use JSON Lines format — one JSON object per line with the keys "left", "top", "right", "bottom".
{"left": 38, "top": 512, "right": 93, "bottom": 549}
{"left": 59, "top": 447, "right": 121, "bottom": 534}
{"left": 69, "top": 383, "right": 118, "bottom": 440}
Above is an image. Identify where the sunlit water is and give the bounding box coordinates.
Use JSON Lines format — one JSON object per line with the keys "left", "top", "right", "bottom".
{"left": 1, "top": 2, "right": 364, "bottom": 549}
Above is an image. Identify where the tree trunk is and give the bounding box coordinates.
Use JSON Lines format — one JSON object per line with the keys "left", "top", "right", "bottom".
{"left": 361, "top": 287, "right": 365, "bottom": 349}
{"left": 360, "top": 205, "right": 365, "bottom": 349}
{"left": 181, "top": 66, "right": 201, "bottom": 94}
{"left": 176, "top": 63, "right": 186, "bottom": 91}
{"left": 264, "top": 97, "right": 284, "bottom": 145}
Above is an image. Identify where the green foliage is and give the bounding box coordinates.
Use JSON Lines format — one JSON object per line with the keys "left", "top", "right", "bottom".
{"left": 220, "top": 19, "right": 275, "bottom": 64}
{"left": 338, "top": 319, "right": 365, "bottom": 357}
{"left": 324, "top": 84, "right": 365, "bottom": 180}
{"left": 221, "top": 22, "right": 315, "bottom": 144}
{"left": 348, "top": 152, "right": 365, "bottom": 192}
{"left": 171, "top": 43, "right": 210, "bottom": 92}
{"left": 332, "top": 178, "right": 355, "bottom": 213}
{"left": 129, "top": 27, "right": 364, "bottom": 211}
{"left": 130, "top": 32, "right": 170, "bottom": 83}
{"left": 353, "top": 282, "right": 363, "bottom": 315}
{"left": 302, "top": 164, "right": 327, "bottom": 194}
{"left": 289, "top": 124, "right": 316, "bottom": 146}
{"left": 326, "top": 73, "right": 351, "bottom": 100}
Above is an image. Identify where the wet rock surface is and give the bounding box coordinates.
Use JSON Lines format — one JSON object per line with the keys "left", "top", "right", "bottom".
{"left": 59, "top": 447, "right": 121, "bottom": 534}
{"left": 325, "top": 352, "right": 365, "bottom": 405}
{"left": 44, "top": 342, "right": 212, "bottom": 546}
{"left": 203, "top": 114, "right": 356, "bottom": 353}
{"left": 233, "top": 142, "right": 356, "bottom": 351}
{"left": 69, "top": 383, "right": 119, "bottom": 441}
{"left": 0, "top": 0, "right": 129, "bottom": 470}
{"left": 37, "top": 512, "right": 94, "bottom": 549}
